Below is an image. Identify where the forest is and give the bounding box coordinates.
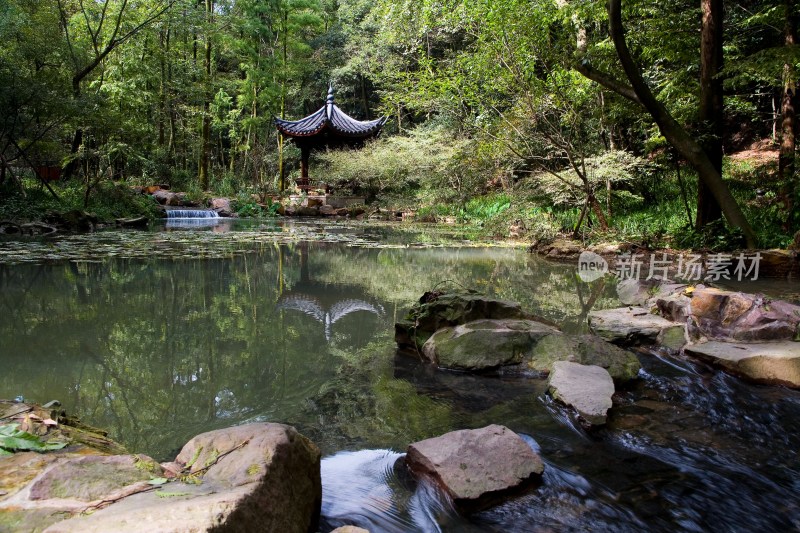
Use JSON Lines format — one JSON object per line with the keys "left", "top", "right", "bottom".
{"left": 1, "top": 0, "right": 799, "bottom": 249}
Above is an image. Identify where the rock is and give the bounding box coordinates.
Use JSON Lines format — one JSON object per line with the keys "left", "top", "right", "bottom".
{"left": 307, "top": 198, "right": 323, "bottom": 208}
{"left": 45, "top": 210, "right": 98, "bottom": 232}
{"left": 3, "top": 422, "right": 322, "bottom": 533}
{"left": 654, "top": 292, "right": 692, "bottom": 323}
{"left": 547, "top": 361, "right": 615, "bottom": 425}
{"left": 335, "top": 208, "right": 349, "bottom": 217}
{"left": 758, "top": 249, "right": 800, "bottom": 279}
{"left": 684, "top": 341, "right": 800, "bottom": 388}
{"left": 210, "top": 197, "right": 233, "bottom": 217}
{"left": 690, "top": 287, "right": 755, "bottom": 325}
{"left": 295, "top": 206, "right": 319, "bottom": 217}
{"left": 588, "top": 307, "right": 685, "bottom": 347}
{"left": 0, "top": 221, "right": 22, "bottom": 235}
{"left": 151, "top": 190, "right": 191, "bottom": 207}
{"left": 115, "top": 216, "right": 149, "bottom": 228}
{"left": 421, "top": 319, "right": 560, "bottom": 371}
{"left": 30, "top": 455, "right": 160, "bottom": 501}
{"left": 526, "top": 334, "right": 641, "bottom": 384}
{"left": 616, "top": 278, "right": 658, "bottom": 306}
{"left": 319, "top": 205, "right": 336, "bottom": 216}
{"left": 688, "top": 287, "right": 800, "bottom": 342}
{"left": 542, "top": 239, "right": 583, "bottom": 259}
{"left": 405, "top": 425, "right": 543, "bottom": 512}
{"left": 420, "top": 318, "right": 640, "bottom": 382}
{"left": 395, "top": 291, "right": 540, "bottom": 352}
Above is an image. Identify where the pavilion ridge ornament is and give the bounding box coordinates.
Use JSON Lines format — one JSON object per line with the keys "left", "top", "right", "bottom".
{"left": 274, "top": 86, "right": 387, "bottom": 189}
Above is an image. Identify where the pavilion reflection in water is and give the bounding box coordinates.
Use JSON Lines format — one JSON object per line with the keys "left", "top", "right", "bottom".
{"left": 276, "top": 242, "right": 384, "bottom": 342}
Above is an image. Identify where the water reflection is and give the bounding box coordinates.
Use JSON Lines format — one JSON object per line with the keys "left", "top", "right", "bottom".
{"left": 277, "top": 243, "right": 385, "bottom": 342}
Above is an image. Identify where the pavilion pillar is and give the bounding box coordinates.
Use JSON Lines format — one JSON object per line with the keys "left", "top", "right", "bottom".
{"left": 300, "top": 146, "right": 310, "bottom": 180}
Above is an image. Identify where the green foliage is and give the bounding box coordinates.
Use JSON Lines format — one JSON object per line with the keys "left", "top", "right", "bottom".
{"left": 0, "top": 424, "right": 66, "bottom": 455}
{"left": 458, "top": 194, "right": 511, "bottom": 223}
{"left": 525, "top": 151, "right": 650, "bottom": 207}
{"left": 0, "top": 178, "right": 160, "bottom": 223}
{"left": 319, "top": 125, "right": 477, "bottom": 201}
{"left": 233, "top": 193, "right": 280, "bottom": 218}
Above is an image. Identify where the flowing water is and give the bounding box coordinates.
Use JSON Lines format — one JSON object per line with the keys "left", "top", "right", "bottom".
{"left": 1, "top": 219, "right": 799, "bottom": 532}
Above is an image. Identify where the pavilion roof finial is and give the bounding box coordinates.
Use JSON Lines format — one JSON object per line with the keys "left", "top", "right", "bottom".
{"left": 326, "top": 84, "right": 335, "bottom": 104}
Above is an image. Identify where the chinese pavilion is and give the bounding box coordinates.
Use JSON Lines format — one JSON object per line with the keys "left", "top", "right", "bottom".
{"left": 274, "top": 86, "right": 386, "bottom": 190}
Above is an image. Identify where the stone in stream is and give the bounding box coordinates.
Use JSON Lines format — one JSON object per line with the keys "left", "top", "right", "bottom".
{"left": 405, "top": 425, "right": 544, "bottom": 513}
{"left": 684, "top": 341, "right": 800, "bottom": 388}
{"left": 2, "top": 422, "right": 322, "bottom": 533}
{"left": 588, "top": 306, "right": 686, "bottom": 348}
{"left": 420, "top": 318, "right": 641, "bottom": 384}
{"left": 210, "top": 197, "right": 234, "bottom": 217}
{"left": 394, "top": 291, "right": 541, "bottom": 352}
{"left": 547, "top": 361, "right": 615, "bottom": 426}
{"left": 688, "top": 287, "right": 800, "bottom": 342}
{"left": 420, "top": 318, "right": 559, "bottom": 371}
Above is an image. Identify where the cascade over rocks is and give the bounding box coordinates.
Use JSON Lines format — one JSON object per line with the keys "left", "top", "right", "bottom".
{"left": 405, "top": 425, "right": 544, "bottom": 513}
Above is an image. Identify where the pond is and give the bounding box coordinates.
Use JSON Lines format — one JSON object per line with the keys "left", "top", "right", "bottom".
{"left": 1, "top": 219, "right": 799, "bottom": 532}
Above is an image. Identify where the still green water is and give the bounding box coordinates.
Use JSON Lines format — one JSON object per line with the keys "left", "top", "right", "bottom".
{"left": 0, "top": 220, "right": 614, "bottom": 459}
{"left": 2, "top": 220, "right": 799, "bottom": 532}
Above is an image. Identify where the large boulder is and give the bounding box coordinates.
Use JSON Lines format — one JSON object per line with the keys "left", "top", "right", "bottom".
{"left": 2, "top": 422, "right": 322, "bottom": 533}
{"left": 547, "top": 362, "right": 615, "bottom": 426}
{"left": 688, "top": 287, "right": 800, "bottom": 342}
{"left": 421, "top": 319, "right": 559, "bottom": 371}
{"left": 210, "top": 197, "right": 233, "bottom": 217}
{"left": 395, "top": 291, "right": 540, "bottom": 352}
{"left": 405, "top": 425, "right": 543, "bottom": 513}
{"left": 527, "top": 333, "right": 641, "bottom": 384}
{"left": 684, "top": 341, "right": 800, "bottom": 388}
{"left": 588, "top": 306, "right": 686, "bottom": 348}
{"left": 151, "top": 189, "right": 187, "bottom": 206}
{"left": 419, "top": 318, "right": 641, "bottom": 383}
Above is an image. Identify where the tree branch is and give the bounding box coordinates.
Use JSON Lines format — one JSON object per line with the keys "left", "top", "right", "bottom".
{"left": 574, "top": 60, "right": 642, "bottom": 105}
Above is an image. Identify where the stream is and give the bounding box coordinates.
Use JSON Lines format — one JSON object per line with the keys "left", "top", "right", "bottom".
{"left": 0, "top": 219, "right": 798, "bottom": 532}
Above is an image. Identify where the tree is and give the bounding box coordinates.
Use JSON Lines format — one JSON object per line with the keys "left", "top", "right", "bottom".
{"left": 577, "top": 0, "right": 757, "bottom": 248}
{"left": 697, "top": 0, "right": 724, "bottom": 228}
{"left": 56, "top": 0, "right": 175, "bottom": 178}
{"left": 780, "top": 0, "right": 799, "bottom": 230}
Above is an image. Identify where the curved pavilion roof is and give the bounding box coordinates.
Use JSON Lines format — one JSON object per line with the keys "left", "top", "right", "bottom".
{"left": 274, "top": 87, "right": 387, "bottom": 141}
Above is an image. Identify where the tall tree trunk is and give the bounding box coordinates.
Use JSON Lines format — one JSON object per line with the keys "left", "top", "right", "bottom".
{"left": 696, "top": 0, "right": 724, "bottom": 229}
{"left": 199, "top": 0, "right": 213, "bottom": 191}
{"left": 780, "top": 0, "right": 798, "bottom": 230}
{"left": 606, "top": 0, "right": 757, "bottom": 248}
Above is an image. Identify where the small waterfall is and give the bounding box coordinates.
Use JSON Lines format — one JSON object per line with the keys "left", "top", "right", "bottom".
{"left": 165, "top": 208, "right": 220, "bottom": 219}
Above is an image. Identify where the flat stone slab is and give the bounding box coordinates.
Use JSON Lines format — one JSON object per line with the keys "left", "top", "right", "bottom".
{"left": 547, "top": 362, "right": 615, "bottom": 426}
{"left": 588, "top": 307, "right": 685, "bottom": 347}
{"left": 684, "top": 341, "right": 800, "bottom": 388}
{"left": 405, "top": 424, "right": 543, "bottom": 512}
